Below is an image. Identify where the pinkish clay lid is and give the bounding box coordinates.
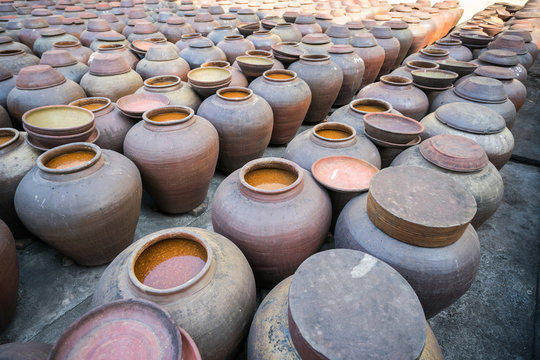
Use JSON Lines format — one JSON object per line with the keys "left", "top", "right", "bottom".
{"left": 40, "top": 50, "right": 78, "bottom": 67}
{"left": 89, "top": 53, "right": 131, "bottom": 76}
{"left": 302, "top": 33, "right": 331, "bottom": 45}
{"left": 419, "top": 134, "right": 489, "bottom": 172}
{"left": 16, "top": 65, "right": 66, "bottom": 90}
{"left": 312, "top": 155, "right": 379, "bottom": 193}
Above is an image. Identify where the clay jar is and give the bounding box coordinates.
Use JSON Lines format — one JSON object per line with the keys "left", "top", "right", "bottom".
{"left": 429, "top": 76, "right": 517, "bottom": 130}
{"left": 403, "top": 48, "right": 453, "bottom": 66}
{"left": 299, "top": 33, "right": 332, "bottom": 55}
{"left": 487, "top": 34, "right": 533, "bottom": 70}
{"left": 403, "top": 16, "right": 427, "bottom": 56}
{"left": 0, "top": 129, "right": 40, "bottom": 236}
{"left": 89, "top": 31, "right": 129, "bottom": 51}
{"left": 70, "top": 97, "right": 133, "bottom": 153}
{"left": 207, "top": 26, "right": 240, "bottom": 45}
{"left": 247, "top": 30, "right": 281, "bottom": 51}
{"left": 197, "top": 87, "right": 273, "bottom": 173}
{"left": 271, "top": 23, "right": 303, "bottom": 42}
{"left": 212, "top": 157, "right": 332, "bottom": 288}
{"left": 175, "top": 33, "right": 203, "bottom": 52}
{"left": 92, "top": 227, "right": 256, "bottom": 360}
{"left": 0, "top": 35, "right": 32, "bottom": 54}
{"left": 285, "top": 122, "right": 381, "bottom": 170}
{"left": 19, "top": 18, "right": 49, "bottom": 48}
{"left": 135, "top": 75, "right": 201, "bottom": 112}
{"left": 14, "top": 142, "right": 142, "bottom": 265}
{"left": 294, "top": 13, "right": 323, "bottom": 36}
{"left": 0, "top": 66, "right": 16, "bottom": 108}
{"left": 351, "top": 33, "right": 385, "bottom": 89}
{"left": 391, "top": 60, "right": 439, "bottom": 80}
{"left": 476, "top": 49, "right": 527, "bottom": 83}
{"left": 53, "top": 40, "right": 92, "bottom": 65}
{"left": 180, "top": 38, "right": 227, "bottom": 69}
{"left": 61, "top": 18, "right": 86, "bottom": 39}
{"left": 370, "top": 26, "right": 400, "bottom": 77}
{"left": 124, "top": 106, "right": 218, "bottom": 213}
{"left": 217, "top": 35, "right": 255, "bottom": 64}
{"left": 289, "top": 54, "right": 343, "bottom": 124}
{"left": 127, "top": 22, "right": 165, "bottom": 43}
{"left": 136, "top": 44, "right": 190, "bottom": 81}
{"left": 33, "top": 28, "right": 78, "bottom": 57}
{"left": 357, "top": 75, "right": 429, "bottom": 121}
{"left": 93, "top": 43, "right": 139, "bottom": 70}
{"left": 0, "top": 219, "right": 18, "bottom": 333}
{"left": 191, "top": 12, "right": 219, "bottom": 37}
{"left": 80, "top": 53, "right": 143, "bottom": 103}
{"left": 40, "top": 49, "right": 89, "bottom": 83}
{"left": 248, "top": 69, "right": 311, "bottom": 145}
{"left": 7, "top": 65, "right": 86, "bottom": 124}
{"left": 0, "top": 49, "right": 40, "bottom": 75}
{"left": 432, "top": 38, "right": 472, "bottom": 61}
{"left": 385, "top": 20, "right": 413, "bottom": 69}
{"left": 328, "top": 45, "right": 365, "bottom": 106}
{"left": 391, "top": 135, "right": 504, "bottom": 227}
{"left": 420, "top": 103, "right": 514, "bottom": 170}
{"left": 80, "top": 19, "right": 112, "bottom": 47}
{"left": 161, "top": 16, "right": 195, "bottom": 43}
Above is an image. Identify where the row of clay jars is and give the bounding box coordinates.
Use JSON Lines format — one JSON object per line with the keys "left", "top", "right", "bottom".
{"left": 92, "top": 227, "right": 256, "bottom": 360}
{"left": 40, "top": 49, "right": 89, "bottom": 83}
{"left": 0, "top": 219, "right": 18, "bottom": 333}
{"left": 14, "top": 142, "right": 143, "bottom": 266}
{"left": 474, "top": 49, "right": 528, "bottom": 83}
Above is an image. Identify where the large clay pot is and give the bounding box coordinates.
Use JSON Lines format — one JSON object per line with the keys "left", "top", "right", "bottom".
{"left": 7, "top": 65, "right": 86, "bottom": 124}
{"left": 135, "top": 75, "right": 201, "bottom": 112}
{"left": 197, "top": 87, "right": 273, "bottom": 173}
{"left": 328, "top": 45, "right": 365, "bottom": 106}
{"left": 0, "top": 219, "right": 18, "bottom": 333}
{"left": 70, "top": 97, "right": 133, "bottom": 153}
{"left": 351, "top": 33, "right": 385, "bottom": 89}
{"left": 391, "top": 59, "right": 439, "bottom": 79}
{"left": 285, "top": 121, "right": 381, "bottom": 170}
{"left": 53, "top": 40, "right": 93, "bottom": 65}
{"left": 298, "top": 33, "right": 332, "bottom": 55}
{"left": 429, "top": 76, "right": 517, "bottom": 130}
{"left": 487, "top": 34, "right": 533, "bottom": 70}
{"left": 271, "top": 23, "right": 303, "bottom": 42}
{"left": 0, "top": 65, "right": 16, "bottom": 108}
{"left": 33, "top": 27, "right": 78, "bottom": 57}
{"left": 89, "top": 31, "right": 129, "bottom": 52}
{"left": 217, "top": 35, "right": 255, "bottom": 64}
{"left": 212, "top": 157, "right": 332, "bottom": 288}
{"left": 40, "top": 49, "right": 88, "bottom": 83}
{"left": 247, "top": 30, "right": 281, "bottom": 51}
{"left": 19, "top": 18, "right": 49, "bottom": 48}
{"left": 180, "top": 38, "right": 227, "bottom": 69}
{"left": 503, "top": 29, "right": 539, "bottom": 62}
{"left": 294, "top": 13, "right": 323, "bottom": 36}
{"left": 124, "top": 106, "right": 218, "bottom": 213}
{"left": 357, "top": 75, "right": 429, "bottom": 121}
{"left": 80, "top": 53, "right": 143, "bottom": 102}
{"left": 391, "top": 135, "right": 504, "bottom": 227}
{"left": 248, "top": 69, "right": 311, "bottom": 145}
{"left": 175, "top": 33, "right": 203, "bottom": 51}
{"left": 0, "top": 49, "right": 40, "bottom": 75}
{"left": 15, "top": 142, "right": 142, "bottom": 265}
{"left": 403, "top": 16, "right": 428, "bottom": 56}
{"left": 136, "top": 43, "right": 190, "bottom": 81}
{"left": 91, "top": 42, "right": 139, "bottom": 70}
{"left": 161, "top": 16, "right": 195, "bottom": 43}
{"left": 432, "top": 38, "right": 472, "bottom": 61}
{"left": 421, "top": 102, "right": 514, "bottom": 170}
{"left": 0, "top": 35, "right": 32, "bottom": 54}
{"left": 0, "top": 343, "right": 52, "bottom": 360}
{"left": 370, "top": 25, "right": 400, "bottom": 77}
{"left": 289, "top": 54, "right": 343, "bottom": 124}
{"left": 80, "top": 19, "right": 112, "bottom": 47}
{"left": 335, "top": 167, "right": 480, "bottom": 318}
{"left": 385, "top": 20, "right": 413, "bottom": 69}
{"left": 92, "top": 227, "right": 256, "bottom": 360}
{"left": 192, "top": 12, "right": 219, "bottom": 37}
{"left": 475, "top": 49, "right": 528, "bottom": 83}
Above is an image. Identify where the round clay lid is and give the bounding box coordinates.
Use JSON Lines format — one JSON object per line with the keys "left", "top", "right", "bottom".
{"left": 454, "top": 76, "right": 508, "bottom": 103}
{"left": 62, "top": 17, "right": 84, "bottom": 25}
{"left": 194, "top": 12, "right": 213, "bottom": 22}
{"left": 134, "top": 21, "right": 158, "bottom": 34}
{"left": 488, "top": 34, "right": 527, "bottom": 54}
{"left": 328, "top": 44, "right": 354, "bottom": 54}
{"left": 367, "top": 166, "right": 477, "bottom": 247}
{"left": 40, "top": 50, "right": 78, "bottom": 67}
{"left": 345, "top": 20, "right": 364, "bottom": 30}
{"left": 312, "top": 156, "right": 378, "bottom": 192}
{"left": 295, "top": 13, "right": 315, "bottom": 24}
{"left": 503, "top": 29, "right": 533, "bottom": 43}
{"left": 370, "top": 25, "right": 394, "bottom": 38}
{"left": 434, "top": 102, "right": 506, "bottom": 134}
{"left": 49, "top": 299, "right": 182, "bottom": 360}
{"left": 403, "top": 16, "right": 421, "bottom": 23}
{"left": 40, "top": 27, "right": 67, "bottom": 37}
{"left": 89, "top": 53, "right": 131, "bottom": 75}
{"left": 288, "top": 249, "right": 426, "bottom": 359}
{"left": 385, "top": 19, "right": 408, "bottom": 29}
{"left": 419, "top": 134, "right": 489, "bottom": 172}
{"left": 326, "top": 24, "right": 349, "bottom": 38}
{"left": 16, "top": 65, "right": 66, "bottom": 90}
{"left": 479, "top": 49, "right": 519, "bottom": 66}
{"left": 351, "top": 33, "right": 377, "bottom": 47}
{"left": 301, "top": 33, "right": 331, "bottom": 45}
{"left": 99, "top": 13, "right": 119, "bottom": 23}
{"left": 474, "top": 65, "right": 515, "bottom": 80}
{"left": 189, "top": 38, "right": 213, "bottom": 48}
{"left": 87, "top": 18, "right": 111, "bottom": 32}
{"left": 315, "top": 13, "right": 333, "bottom": 20}
{"left": 145, "top": 44, "right": 178, "bottom": 61}
{"left": 96, "top": 31, "right": 126, "bottom": 41}
{"left": 0, "top": 35, "right": 12, "bottom": 44}
{"left": 166, "top": 15, "right": 185, "bottom": 25}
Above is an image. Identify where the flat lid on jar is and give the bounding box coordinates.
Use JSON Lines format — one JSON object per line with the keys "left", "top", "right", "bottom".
{"left": 0, "top": 35, "right": 11, "bottom": 44}
{"left": 370, "top": 25, "right": 394, "bottom": 38}
{"left": 488, "top": 34, "right": 527, "bottom": 54}
{"left": 302, "top": 33, "right": 331, "bottom": 44}
{"left": 351, "top": 33, "right": 377, "bottom": 47}
{"left": 420, "top": 134, "right": 489, "bottom": 172}
{"left": 367, "top": 166, "right": 477, "bottom": 247}
{"left": 479, "top": 49, "right": 519, "bottom": 66}
{"left": 474, "top": 65, "right": 515, "bottom": 80}
{"left": 40, "top": 50, "right": 78, "bottom": 67}
{"left": 503, "top": 29, "right": 533, "bottom": 43}
{"left": 87, "top": 18, "right": 111, "bottom": 32}
{"left": 89, "top": 53, "right": 131, "bottom": 75}
{"left": 454, "top": 76, "right": 508, "bottom": 103}
{"left": 49, "top": 299, "right": 182, "bottom": 360}
{"left": 345, "top": 20, "right": 364, "bottom": 29}
{"left": 295, "top": 13, "right": 315, "bottom": 24}
{"left": 312, "top": 156, "right": 378, "bottom": 192}
{"left": 384, "top": 19, "right": 408, "bottom": 29}
{"left": 145, "top": 43, "right": 179, "bottom": 61}
{"left": 96, "top": 30, "right": 126, "bottom": 41}
{"left": 434, "top": 102, "right": 506, "bottom": 134}
{"left": 315, "top": 13, "right": 333, "bottom": 20}
{"left": 189, "top": 38, "right": 213, "bottom": 48}
{"left": 16, "top": 65, "right": 66, "bottom": 90}
{"left": 328, "top": 44, "right": 354, "bottom": 54}
{"left": 288, "top": 249, "right": 426, "bottom": 359}
{"left": 40, "top": 27, "right": 66, "bottom": 37}
{"left": 166, "top": 15, "right": 185, "bottom": 25}
{"left": 326, "top": 24, "right": 349, "bottom": 38}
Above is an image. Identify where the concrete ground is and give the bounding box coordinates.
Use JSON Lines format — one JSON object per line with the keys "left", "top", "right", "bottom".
{"left": 1, "top": 63, "right": 539, "bottom": 359}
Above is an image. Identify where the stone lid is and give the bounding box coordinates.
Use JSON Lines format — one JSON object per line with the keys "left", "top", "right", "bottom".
{"left": 328, "top": 44, "right": 354, "bottom": 54}
{"left": 87, "top": 18, "right": 111, "bottom": 32}
{"left": 370, "top": 25, "right": 394, "bottom": 39}
{"left": 40, "top": 50, "right": 78, "bottom": 67}
{"left": 351, "top": 33, "right": 377, "bottom": 47}
{"left": 16, "top": 65, "right": 66, "bottom": 90}
{"left": 145, "top": 43, "right": 179, "bottom": 61}
{"left": 89, "top": 53, "right": 131, "bottom": 76}
{"left": 302, "top": 33, "right": 331, "bottom": 45}
{"left": 326, "top": 24, "right": 349, "bottom": 38}
{"left": 454, "top": 76, "right": 508, "bottom": 103}
{"left": 479, "top": 49, "right": 519, "bottom": 66}
{"left": 434, "top": 102, "right": 506, "bottom": 134}
{"left": 474, "top": 65, "right": 515, "bottom": 80}
{"left": 96, "top": 30, "right": 126, "bottom": 41}
{"left": 419, "top": 134, "right": 489, "bottom": 172}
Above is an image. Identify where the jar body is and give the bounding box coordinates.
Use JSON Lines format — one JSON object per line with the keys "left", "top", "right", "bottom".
{"left": 373, "top": 36, "right": 400, "bottom": 77}
{"left": 0, "top": 51, "right": 40, "bottom": 75}
{"left": 80, "top": 70, "right": 143, "bottom": 102}
{"left": 217, "top": 37, "right": 255, "bottom": 64}
{"left": 33, "top": 32, "right": 78, "bottom": 56}
{"left": 353, "top": 45, "right": 385, "bottom": 89}
{"left": 329, "top": 51, "right": 365, "bottom": 106}
{"left": 52, "top": 62, "right": 89, "bottom": 83}
{"left": 0, "top": 220, "right": 18, "bottom": 333}
{"left": 135, "top": 58, "right": 190, "bottom": 81}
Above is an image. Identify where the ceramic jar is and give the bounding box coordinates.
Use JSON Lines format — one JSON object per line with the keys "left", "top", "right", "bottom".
{"left": 33, "top": 28, "right": 78, "bottom": 57}
{"left": 370, "top": 26, "right": 400, "bottom": 77}
{"left": 0, "top": 219, "right": 17, "bottom": 333}
{"left": 161, "top": 16, "right": 195, "bottom": 43}
{"left": 429, "top": 76, "right": 517, "bottom": 130}
{"left": 197, "top": 87, "right": 273, "bottom": 173}
{"left": 136, "top": 44, "right": 190, "bottom": 81}
{"left": 89, "top": 31, "right": 129, "bottom": 51}
{"left": 357, "top": 75, "right": 429, "bottom": 121}
{"left": 271, "top": 23, "right": 303, "bottom": 42}
{"left": 335, "top": 167, "right": 480, "bottom": 318}
{"left": 487, "top": 34, "right": 533, "bottom": 70}
{"left": 503, "top": 29, "right": 539, "bottom": 62}
{"left": 403, "top": 48, "right": 453, "bottom": 65}
{"left": 432, "top": 38, "right": 472, "bottom": 61}
{"left": 212, "top": 157, "right": 332, "bottom": 288}
{"left": 135, "top": 75, "right": 201, "bottom": 112}
{"left": 325, "top": 25, "right": 350, "bottom": 45}
{"left": 294, "top": 13, "right": 323, "bottom": 36}
{"left": 69, "top": 97, "right": 133, "bottom": 153}
{"left": 19, "top": 18, "right": 49, "bottom": 48}
{"left": 299, "top": 33, "right": 332, "bottom": 55}
{"left": 81, "top": 53, "right": 143, "bottom": 102}
{"left": 403, "top": 16, "right": 427, "bottom": 56}
{"left": 124, "top": 106, "right": 218, "bottom": 213}
{"left": 80, "top": 19, "right": 112, "bottom": 47}
{"left": 329, "top": 98, "right": 401, "bottom": 135}
{"left": 180, "top": 38, "right": 227, "bottom": 69}
{"left": 247, "top": 30, "right": 281, "bottom": 51}
{"left": 420, "top": 103, "right": 514, "bottom": 170}
{"left": 127, "top": 21, "right": 165, "bottom": 42}
{"left": 40, "top": 49, "right": 88, "bottom": 83}
{"left": 0, "top": 66, "right": 16, "bottom": 108}
{"left": 207, "top": 26, "right": 239, "bottom": 45}
{"left": 217, "top": 14, "right": 238, "bottom": 28}
{"left": 0, "top": 129, "right": 40, "bottom": 236}
{"left": 61, "top": 18, "right": 86, "bottom": 39}
{"left": 7, "top": 65, "right": 86, "bottom": 124}
{"left": 192, "top": 12, "right": 219, "bottom": 37}
{"left": 289, "top": 54, "right": 343, "bottom": 124}
{"left": 391, "top": 134, "right": 504, "bottom": 227}
{"left": 351, "top": 33, "right": 385, "bottom": 89}
{"left": 328, "top": 45, "right": 365, "bottom": 106}
{"left": 53, "top": 40, "right": 92, "bottom": 65}
{"left": 92, "top": 227, "right": 256, "bottom": 360}
{"left": 175, "top": 33, "right": 203, "bottom": 51}
{"left": 15, "top": 142, "right": 142, "bottom": 265}
{"left": 0, "top": 35, "right": 32, "bottom": 54}
{"left": 385, "top": 20, "right": 413, "bottom": 68}
{"left": 217, "top": 35, "right": 255, "bottom": 64}
{"left": 285, "top": 122, "right": 381, "bottom": 170}
{"left": 92, "top": 43, "right": 139, "bottom": 70}
{"left": 0, "top": 49, "right": 40, "bottom": 75}
{"left": 248, "top": 69, "right": 310, "bottom": 145}
{"left": 201, "top": 61, "right": 248, "bottom": 88}
{"left": 476, "top": 49, "right": 527, "bottom": 83}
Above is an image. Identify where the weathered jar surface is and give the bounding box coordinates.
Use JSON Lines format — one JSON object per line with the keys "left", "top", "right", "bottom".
{"left": 351, "top": 33, "right": 385, "bottom": 89}
{"left": 0, "top": 219, "right": 18, "bottom": 333}
{"left": 135, "top": 75, "right": 201, "bottom": 112}
{"left": 136, "top": 43, "right": 190, "bottom": 81}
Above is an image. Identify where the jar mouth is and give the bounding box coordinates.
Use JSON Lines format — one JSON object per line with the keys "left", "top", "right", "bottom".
{"left": 144, "top": 75, "right": 181, "bottom": 88}
{"left": 128, "top": 230, "right": 214, "bottom": 295}
{"left": 201, "top": 60, "right": 230, "bottom": 68}
{"left": 312, "top": 122, "right": 356, "bottom": 142}
{"left": 0, "top": 49, "right": 23, "bottom": 56}
{"left": 350, "top": 98, "right": 393, "bottom": 114}
{"left": 181, "top": 32, "right": 202, "bottom": 40}
{"left": 406, "top": 60, "right": 438, "bottom": 70}
{"left": 253, "top": 30, "right": 270, "bottom": 35}
{"left": 380, "top": 75, "right": 412, "bottom": 86}
{"left": 214, "top": 25, "right": 233, "bottom": 30}
{"left": 143, "top": 105, "right": 194, "bottom": 125}
{"left": 217, "top": 87, "right": 253, "bottom": 101}
{"left": 240, "top": 157, "right": 303, "bottom": 194}
{"left": 37, "top": 142, "right": 101, "bottom": 174}
{"left": 299, "top": 54, "right": 330, "bottom": 62}
{"left": 53, "top": 40, "right": 80, "bottom": 47}
{"left": 263, "top": 69, "right": 297, "bottom": 82}
{"left": 0, "top": 128, "right": 19, "bottom": 149}
{"left": 420, "top": 48, "right": 449, "bottom": 57}
{"left": 98, "top": 43, "right": 125, "bottom": 50}
{"left": 436, "top": 38, "right": 462, "bottom": 46}
{"left": 224, "top": 35, "right": 243, "bottom": 40}
{"left": 70, "top": 97, "right": 111, "bottom": 113}
{"left": 246, "top": 49, "right": 272, "bottom": 58}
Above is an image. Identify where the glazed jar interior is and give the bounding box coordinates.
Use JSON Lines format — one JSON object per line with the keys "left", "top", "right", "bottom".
{"left": 264, "top": 69, "right": 296, "bottom": 81}
{"left": 145, "top": 75, "right": 181, "bottom": 87}
{"left": 313, "top": 122, "right": 355, "bottom": 141}
{"left": 39, "top": 144, "right": 100, "bottom": 172}
{"left": 0, "top": 129, "right": 17, "bottom": 147}
{"left": 145, "top": 106, "right": 193, "bottom": 123}
{"left": 71, "top": 97, "right": 111, "bottom": 112}
{"left": 218, "top": 87, "right": 252, "bottom": 100}
{"left": 351, "top": 98, "right": 392, "bottom": 113}
{"left": 244, "top": 162, "right": 299, "bottom": 191}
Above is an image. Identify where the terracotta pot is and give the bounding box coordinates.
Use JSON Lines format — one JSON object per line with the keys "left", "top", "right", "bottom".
{"left": 385, "top": 20, "right": 413, "bottom": 69}
{"left": 217, "top": 35, "right": 255, "bottom": 64}
{"left": 328, "top": 45, "right": 365, "bottom": 106}
{"left": 7, "top": 65, "right": 86, "bottom": 124}
{"left": 369, "top": 26, "right": 400, "bottom": 77}
{"left": 212, "top": 157, "right": 331, "bottom": 288}
{"left": 99, "top": 13, "right": 125, "bottom": 34}
{"left": 207, "top": 25, "right": 240, "bottom": 45}
{"left": 135, "top": 75, "right": 201, "bottom": 112}
{"left": 40, "top": 49, "right": 88, "bottom": 83}
{"left": 0, "top": 66, "right": 16, "bottom": 108}
{"left": 81, "top": 53, "right": 143, "bottom": 103}
{"left": 0, "top": 343, "right": 52, "bottom": 360}
{"left": 161, "top": 16, "right": 195, "bottom": 43}
{"left": 0, "top": 35, "right": 32, "bottom": 54}
{"left": 124, "top": 106, "right": 218, "bottom": 213}
{"left": 289, "top": 54, "right": 343, "bottom": 124}
{"left": 80, "top": 19, "right": 112, "bottom": 47}
{"left": 69, "top": 97, "right": 133, "bottom": 153}
{"left": 201, "top": 60, "right": 248, "bottom": 88}
{"left": 175, "top": 33, "right": 203, "bottom": 51}
{"left": 391, "top": 59, "right": 439, "bottom": 79}
{"left": 180, "top": 38, "right": 227, "bottom": 69}
{"left": 271, "top": 23, "right": 303, "bottom": 42}
{"left": 475, "top": 49, "right": 527, "bottom": 83}
{"left": 403, "top": 16, "right": 428, "bottom": 56}
{"left": 0, "top": 219, "right": 18, "bottom": 332}
{"left": 61, "top": 18, "right": 86, "bottom": 39}
{"left": 136, "top": 43, "right": 190, "bottom": 81}
{"left": 89, "top": 31, "right": 129, "bottom": 51}
{"left": 192, "top": 13, "right": 219, "bottom": 36}
{"left": 432, "top": 38, "right": 472, "bottom": 61}
{"left": 19, "top": 18, "right": 49, "bottom": 48}
{"left": 52, "top": 40, "right": 92, "bottom": 65}
{"left": 421, "top": 102, "right": 514, "bottom": 170}
{"left": 351, "top": 33, "right": 385, "bottom": 89}
{"left": 92, "top": 227, "right": 256, "bottom": 360}
{"left": 127, "top": 21, "right": 165, "bottom": 42}
{"left": 294, "top": 13, "right": 323, "bottom": 36}
{"left": 335, "top": 170, "right": 480, "bottom": 318}
{"left": 247, "top": 30, "right": 281, "bottom": 51}
{"left": 92, "top": 43, "right": 139, "bottom": 70}
{"left": 0, "top": 49, "right": 40, "bottom": 75}
{"left": 15, "top": 142, "right": 142, "bottom": 265}
{"left": 357, "top": 75, "right": 429, "bottom": 121}
{"left": 33, "top": 27, "right": 78, "bottom": 57}
{"left": 429, "top": 76, "right": 517, "bottom": 130}
{"left": 248, "top": 69, "right": 311, "bottom": 145}
{"left": 197, "top": 87, "right": 273, "bottom": 173}
{"left": 298, "top": 33, "right": 332, "bottom": 55}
